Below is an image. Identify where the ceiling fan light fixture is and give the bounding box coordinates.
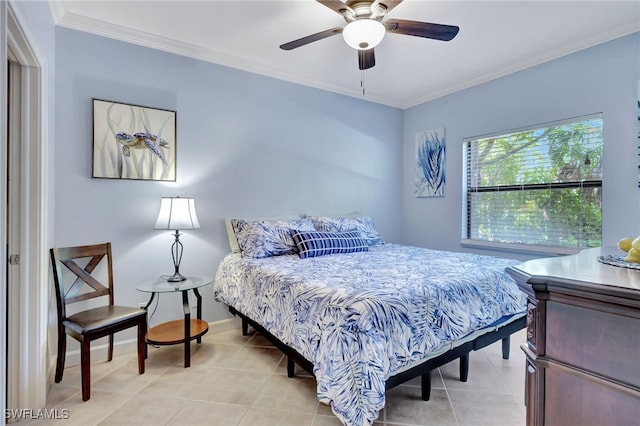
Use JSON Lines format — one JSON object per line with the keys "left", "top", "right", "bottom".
{"left": 342, "top": 19, "right": 385, "bottom": 50}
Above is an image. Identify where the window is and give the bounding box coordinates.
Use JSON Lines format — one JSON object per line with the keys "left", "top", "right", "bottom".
{"left": 463, "top": 114, "right": 602, "bottom": 252}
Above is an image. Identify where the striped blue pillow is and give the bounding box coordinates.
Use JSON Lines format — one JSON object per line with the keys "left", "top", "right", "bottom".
{"left": 291, "top": 230, "right": 369, "bottom": 259}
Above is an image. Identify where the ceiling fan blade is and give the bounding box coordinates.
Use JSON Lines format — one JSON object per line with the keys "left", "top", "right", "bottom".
{"left": 385, "top": 19, "right": 459, "bottom": 41}
{"left": 316, "top": 0, "right": 354, "bottom": 17}
{"left": 358, "top": 48, "right": 375, "bottom": 70}
{"left": 279, "top": 27, "right": 343, "bottom": 50}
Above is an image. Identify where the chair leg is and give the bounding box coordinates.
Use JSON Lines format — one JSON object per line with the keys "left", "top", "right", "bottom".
{"left": 108, "top": 334, "right": 114, "bottom": 362}
{"left": 137, "top": 321, "right": 146, "bottom": 375}
{"left": 80, "top": 337, "right": 91, "bottom": 401}
{"left": 54, "top": 330, "right": 67, "bottom": 383}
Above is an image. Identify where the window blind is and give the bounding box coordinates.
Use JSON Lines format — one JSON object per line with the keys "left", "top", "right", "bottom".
{"left": 463, "top": 113, "right": 603, "bottom": 250}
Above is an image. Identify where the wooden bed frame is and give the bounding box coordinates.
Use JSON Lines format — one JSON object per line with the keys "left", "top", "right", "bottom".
{"left": 228, "top": 305, "right": 526, "bottom": 400}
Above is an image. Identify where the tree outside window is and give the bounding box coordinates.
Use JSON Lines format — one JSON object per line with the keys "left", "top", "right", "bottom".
{"left": 463, "top": 114, "right": 603, "bottom": 251}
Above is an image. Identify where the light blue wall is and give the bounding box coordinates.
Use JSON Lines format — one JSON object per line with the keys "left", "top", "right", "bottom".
{"left": 54, "top": 27, "right": 403, "bottom": 324}
{"left": 402, "top": 33, "right": 640, "bottom": 261}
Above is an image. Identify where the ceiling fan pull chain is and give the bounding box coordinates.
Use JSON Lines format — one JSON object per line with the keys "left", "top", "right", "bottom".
{"left": 361, "top": 70, "right": 366, "bottom": 96}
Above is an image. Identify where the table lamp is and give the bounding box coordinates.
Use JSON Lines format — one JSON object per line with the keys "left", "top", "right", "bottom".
{"left": 154, "top": 196, "right": 200, "bottom": 282}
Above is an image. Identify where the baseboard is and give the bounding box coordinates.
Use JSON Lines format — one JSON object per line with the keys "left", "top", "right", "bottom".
{"left": 63, "top": 337, "right": 139, "bottom": 367}
{"left": 63, "top": 317, "right": 242, "bottom": 367}
{"left": 47, "top": 356, "right": 57, "bottom": 385}
{"left": 208, "top": 316, "right": 242, "bottom": 334}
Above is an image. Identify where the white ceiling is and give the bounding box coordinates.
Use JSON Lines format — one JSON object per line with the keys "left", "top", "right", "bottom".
{"left": 50, "top": 1, "right": 640, "bottom": 109}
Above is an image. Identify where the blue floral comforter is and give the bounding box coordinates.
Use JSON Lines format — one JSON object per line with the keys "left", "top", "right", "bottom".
{"left": 213, "top": 243, "right": 527, "bottom": 425}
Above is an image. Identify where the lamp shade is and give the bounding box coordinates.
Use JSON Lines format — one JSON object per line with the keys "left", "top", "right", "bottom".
{"left": 154, "top": 197, "right": 201, "bottom": 230}
{"left": 342, "top": 19, "right": 385, "bottom": 50}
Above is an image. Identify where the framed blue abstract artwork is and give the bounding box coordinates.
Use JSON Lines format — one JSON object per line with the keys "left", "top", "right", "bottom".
{"left": 415, "top": 127, "right": 446, "bottom": 197}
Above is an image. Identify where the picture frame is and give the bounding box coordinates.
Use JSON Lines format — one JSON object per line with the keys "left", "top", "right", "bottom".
{"left": 92, "top": 98, "right": 176, "bottom": 181}
{"left": 415, "top": 127, "right": 446, "bottom": 197}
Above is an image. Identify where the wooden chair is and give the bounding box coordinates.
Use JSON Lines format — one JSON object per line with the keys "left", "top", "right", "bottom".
{"left": 50, "top": 242, "right": 147, "bottom": 401}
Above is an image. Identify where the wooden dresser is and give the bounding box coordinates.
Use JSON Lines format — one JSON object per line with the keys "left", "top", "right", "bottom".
{"left": 506, "top": 247, "right": 640, "bottom": 426}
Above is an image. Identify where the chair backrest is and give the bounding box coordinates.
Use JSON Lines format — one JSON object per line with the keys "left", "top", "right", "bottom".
{"left": 50, "top": 242, "right": 115, "bottom": 320}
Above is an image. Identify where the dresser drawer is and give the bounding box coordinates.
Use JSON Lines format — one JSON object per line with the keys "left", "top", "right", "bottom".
{"left": 545, "top": 299, "right": 640, "bottom": 388}
{"left": 545, "top": 366, "right": 640, "bottom": 426}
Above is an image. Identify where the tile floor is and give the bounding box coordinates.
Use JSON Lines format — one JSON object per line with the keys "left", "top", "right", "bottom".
{"left": 21, "top": 327, "right": 527, "bottom": 426}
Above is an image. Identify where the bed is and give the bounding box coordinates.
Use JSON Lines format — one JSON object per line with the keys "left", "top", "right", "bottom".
{"left": 213, "top": 216, "right": 527, "bottom": 426}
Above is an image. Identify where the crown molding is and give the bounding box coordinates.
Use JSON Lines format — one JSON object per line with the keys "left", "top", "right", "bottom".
{"left": 403, "top": 20, "right": 640, "bottom": 109}
{"left": 52, "top": 7, "right": 639, "bottom": 110}
{"left": 53, "top": 9, "right": 402, "bottom": 108}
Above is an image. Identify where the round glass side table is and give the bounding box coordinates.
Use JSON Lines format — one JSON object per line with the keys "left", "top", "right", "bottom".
{"left": 136, "top": 275, "right": 212, "bottom": 368}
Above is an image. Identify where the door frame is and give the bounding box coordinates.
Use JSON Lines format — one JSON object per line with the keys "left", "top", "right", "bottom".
{"left": 6, "top": 53, "right": 23, "bottom": 418}
{"left": 3, "top": 1, "right": 50, "bottom": 416}
{"left": 1, "top": 2, "right": 7, "bottom": 421}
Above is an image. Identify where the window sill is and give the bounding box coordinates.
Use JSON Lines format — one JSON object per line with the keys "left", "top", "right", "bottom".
{"left": 460, "top": 239, "right": 581, "bottom": 257}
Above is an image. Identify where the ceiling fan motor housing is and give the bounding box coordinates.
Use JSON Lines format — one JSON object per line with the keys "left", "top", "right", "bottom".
{"left": 342, "top": 1, "right": 387, "bottom": 21}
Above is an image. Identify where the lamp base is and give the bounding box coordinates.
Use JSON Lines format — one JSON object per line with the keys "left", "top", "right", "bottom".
{"left": 166, "top": 230, "right": 187, "bottom": 283}
{"left": 166, "top": 272, "right": 187, "bottom": 283}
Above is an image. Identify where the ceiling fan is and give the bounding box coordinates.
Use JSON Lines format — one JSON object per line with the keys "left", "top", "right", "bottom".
{"left": 279, "top": 0, "right": 460, "bottom": 70}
